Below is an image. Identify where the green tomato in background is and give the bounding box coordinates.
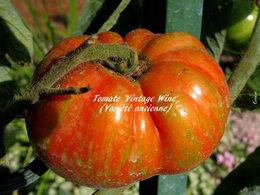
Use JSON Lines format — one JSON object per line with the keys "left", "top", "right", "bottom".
{"left": 225, "top": 0, "right": 259, "bottom": 53}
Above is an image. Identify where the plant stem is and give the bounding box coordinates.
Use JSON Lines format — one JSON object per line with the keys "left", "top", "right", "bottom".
{"left": 39, "top": 85, "right": 92, "bottom": 97}
{"left": 1, "top": 37, "right": 138, "bottom": 130}
{"left": 30, "top": 41, "right": 138, "bottom": 92}
{"left": 228, "top": 14, "right": 260, "bottom": 104}
{"left": 0, "top": 86, "right": 91, "bottom": 129}
{"left": 97, "top": 0, "right": 132, "bottom": 33}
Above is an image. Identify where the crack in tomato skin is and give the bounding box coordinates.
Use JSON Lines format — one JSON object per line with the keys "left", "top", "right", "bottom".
{"left": 26, "top": 29, "right": 230, "bottom": 188}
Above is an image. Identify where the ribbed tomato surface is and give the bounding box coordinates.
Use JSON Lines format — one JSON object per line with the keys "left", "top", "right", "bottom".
{"left": 26, "top": 29, "right": 230, "bottom": 188}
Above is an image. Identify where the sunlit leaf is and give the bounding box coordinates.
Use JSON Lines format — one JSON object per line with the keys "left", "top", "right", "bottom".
{"left": 97, "top": 0, "right": 132, "bottom": 33}
{"left": 246, "top": 66, "right": 260, "bottom": 93}
{"left": 165, "top": 0, "right": 204, "bottom": 39}
{"left": 68, "top": 0, "right": 77, "bottom": 36}
{"left": 73, "top": 0, "right": 106, "bottom": 36}
{"left": 0, "top": 0, "right": 33, "bottom": 62}
{"left": 201, "top": 0, "right": 232, "bottom": 62}
{"left": 0, "top": 66, "right": 11, "bottom": 83}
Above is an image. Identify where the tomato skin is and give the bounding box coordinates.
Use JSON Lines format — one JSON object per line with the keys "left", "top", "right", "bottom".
{"left": 97, "top": 31, "right": 124, "bottom": 44}
{"left": 124, "top": 29, "right": 160, "bottom": 53}
{"left": 26, "top": 29, "right": 230, "bottom": 188}
{"left": 225, "top": 0, "right": 259, "bottom": 53}
{"left": 32, "top": 31, "right": 123, "bottom": 84}
{"left": 27, "top": 63, "right": 163, "bottom": 187}
{"left": 141, "top": 32, "right": 206, "bottom": 61}
{"left": 140, "top": 52, "right": 229, "bottom": 173}
{"left": 32, "top": 35, "right": 90, "bottom": 84}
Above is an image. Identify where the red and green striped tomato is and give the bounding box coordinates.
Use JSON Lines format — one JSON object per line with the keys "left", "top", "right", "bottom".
{"left": 26, "top": 29, "right": 230, "bottom": 188}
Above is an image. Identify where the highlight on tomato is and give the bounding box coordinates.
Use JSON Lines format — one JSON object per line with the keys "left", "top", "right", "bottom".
{"left": 26, "top": 29, "right": 230, "bottom": 188}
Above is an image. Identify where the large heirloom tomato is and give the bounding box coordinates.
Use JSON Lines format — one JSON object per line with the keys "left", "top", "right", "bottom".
{"left": 26, "top": 29, "right": 230, "bottom": 188}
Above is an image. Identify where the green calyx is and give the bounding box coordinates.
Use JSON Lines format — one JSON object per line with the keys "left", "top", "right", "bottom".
{"left": 78, "top": 43, "right": 139, "bottom": 75}
{"left": 31, "top": 41, "right": 139, "bottom": 93}
{"left": 0, "top": 38, "right": 139, "bottom": 128}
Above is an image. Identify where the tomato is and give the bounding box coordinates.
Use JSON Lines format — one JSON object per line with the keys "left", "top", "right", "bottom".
{"left": 225, "top": 0, "right": 259, "bottom": 53}
{"left": 26, "top": 29, "right": 230, "bottom": 188}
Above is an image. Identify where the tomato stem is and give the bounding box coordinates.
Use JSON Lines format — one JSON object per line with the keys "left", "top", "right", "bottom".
{"left": 30, "top": 43, "right": 138, "bottom": 93}
{"left": 39, "top": 85, "right": 92, "bottom": 97}
{"left": 1, "top": 36, "right": 139, "bottom": 129}
{"left": 228, "top": 13, "right": 260, "bottom": 104}
{"left": 97, "top": 0, "right": 132, "bottom": 33}
{"left": 0, "top": 85, "right": 91, "bottom": 130}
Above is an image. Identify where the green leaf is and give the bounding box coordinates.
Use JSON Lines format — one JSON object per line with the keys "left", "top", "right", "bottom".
{"left": 158, "top": 174, "right": 187, "bottom": 195}
{"left": 41, "top": 0, "right": 57, "bottom": 45}
{"left": 97, "top": 0, "right": 132, "bottom": 33}
{"left": 201, "top": 0, "right": 232, "bottom": 62}
{"left": 22, "top": 0, "right": 49, "bottom": 50}
{"left": 246, "top": 66, "right": 260, "bottom": 93}
{"left": 68, "top": 0, "right": 77, "bottom": 36}
{"left": 0, "top": 55, "right": 16, "bottom": 109}
{"left": 0, "top": 66, "right": 11, "bottom": 83}
{"left": 165, "top": 0, "right": 204, "bottom": 39}
{"left": 214, "top": 146, "right": 260, "bottom": 195}
{"left": 0, "top": 0, "right": 33, "bottom": 62}
{"left": 73, "top": 0, "right": 106, "bottom": 36}
{"left": 201, "top": 25, "right": 226, "bottom": 63}
{"left": 0, "top": 81, "right": 17, "bottom": 109}
{"left": 111, "top": 0, "right": 143, "bottom": 36}
{"left": 0, "top": 54, "right": 12, "bottom": 83}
